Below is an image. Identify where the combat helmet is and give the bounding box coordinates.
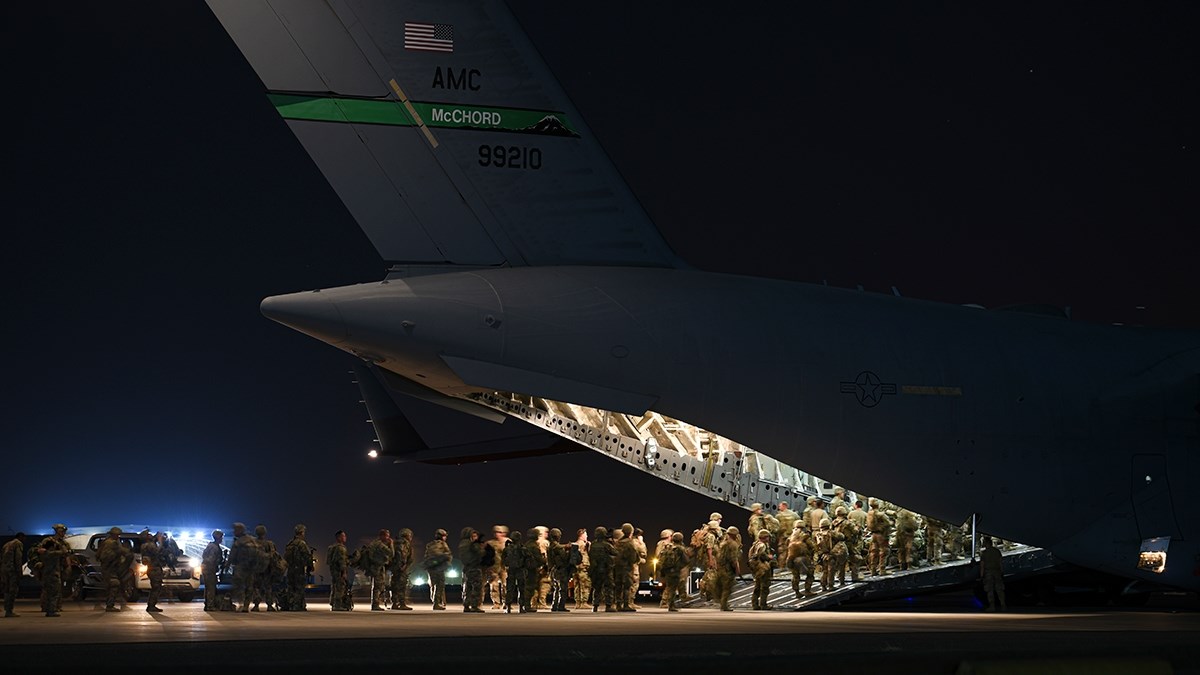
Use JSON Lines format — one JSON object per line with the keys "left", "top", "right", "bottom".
{"left": 212, "top": 529, "right": 224, "bottom": 538}
{"left": 726, "top": 526, "right": 740, "bottom": 536}
{"left": 660, "top": 529, "right": 673, "bottom": 539}
{"left": 758, "top": 529, "right": 771, "bottom": 539}
{"left": 671, "top": 532, "right": 684, "bottom": 543}
{"left": 750, "top": 503, "right": 763, "bottom": 512}
{"left": 549, "top": 527, "right": 562, "bottom": 541}
{"left": 434, "top": 528, "right": 447, "bottom": 538}
{"left": 52, "top": 523, "right": 68, "bottom": 534}
{"left": 232, "top": 522, "right": 246, "bottom": 534}
{"left": 819, "top": 518, "right": 832, "bottom": 529}
{"left": 492, "top": 525, "right": 510, "bottom": 535}
{"left": 708, "top": 512, "right": 722, "bottom": 522}
{"left": 294, "top": 524, "right": 306, "bottom": 534}
{"left": 396, "top": 528, "right": 412, "bottom": 539}
{"left": 594, "top": 526, "right": 609, "bottom": 539}
{"left": 255, "top": 525, "right": 267, "bottom": 536}
{"left": 108, "top": 526, "right": 122, "bottom": 535}
{"left": 835, "top": 506, "right": 848, "bottom": 517}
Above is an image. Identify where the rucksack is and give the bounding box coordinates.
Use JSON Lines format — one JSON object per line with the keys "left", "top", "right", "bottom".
{"left": 568, "top": 544, "right": 583, "bottom": 567}
{"left": 480, "top": 544, "right": 496, "bottom": 568}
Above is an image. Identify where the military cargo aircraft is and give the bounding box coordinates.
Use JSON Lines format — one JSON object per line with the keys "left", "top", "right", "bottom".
{"left": 205, "top": 1, "right": 1198, "bottom": 592}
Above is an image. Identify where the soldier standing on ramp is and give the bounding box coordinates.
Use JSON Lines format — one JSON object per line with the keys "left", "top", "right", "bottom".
{"left": 866, "top": 499, "right": 892, "bottom": 576}
{"left": 748, "top": 529, "right": 776, "bottom": 610}
{"left": 979, "top": 535, "right": 1007, "bottom": 611}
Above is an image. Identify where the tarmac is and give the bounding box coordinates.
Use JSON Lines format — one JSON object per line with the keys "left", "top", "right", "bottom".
{"left": 2, "top": 593, "right": 1197, "bottom": 673}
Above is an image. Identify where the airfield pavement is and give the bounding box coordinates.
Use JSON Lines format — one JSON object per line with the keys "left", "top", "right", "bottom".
{"left": 1, "top": 592, "right": 1197, "bottom": 673}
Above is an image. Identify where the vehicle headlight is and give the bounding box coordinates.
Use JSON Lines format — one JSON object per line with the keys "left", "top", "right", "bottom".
{"left": 193, "top": 565, "right": 201, "bottom": 579}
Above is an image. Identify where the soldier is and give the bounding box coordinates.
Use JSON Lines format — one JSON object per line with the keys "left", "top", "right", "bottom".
{"left": 979, "top": 535, "right": 1006, "bottom": 611}
{"left": 828, "top": 514, "right": 850, "bottom": 587}
{"left": 251, "top": 524, "right": 279, "bottom": 611}
{"left": 654, "top": 529, "right": 673, "bottom": 608}
{"left": 783, "top": 523, "right": 816, "bottom": 599}
{"left": 572, "top": 528, "right": 590, "bottom": 609}
{"left": 828, "top": 486, "right": 848, "bottom": 518}
{"left": 747, "top": 504, "right": 768, "bottom": 544}
{"left": 139, "top": 530, "right": 166, "bottom": 613}
{"left": 801, "top": 496, "right": 817, "bottom": 528}
{"left": 814, "top": 518, "right": 837, "bottom": 592}
{"left": 423, "top": 528, "right": 452, "bottom": 610}
{"left": 458, "top": 527, "right": 485, "bottom": 613}
{"left": 925, "top": 518, "right": 944, "bottom": 566}
{"left": 833, "top": 506, "right": 862, "bottom": 583}
{"left": 521, "top": 527, "right": 545, "bottom": 612}
{"left": 96, "top": 527, "right": 125, "bottom": 612}
{"left": 36, "top": 523, "right": 71, "bottom": 616}
{"left": 547, "top": 527, "right": 574, "bottom": 612}
{"left": 711, "top": 526, "right": 741, "bottom": 611}
{"left": 503, "top": 530, "right": 525, "bottom": 613}
{"left": 775, "top": 502, "right": 799, "bottom": 550}
{"left": 588, "top": 526, "right": 615, "bottom": 612}
{"left": 808, "top": 498, "right": 829, "bottom": 532}
{"left": 629, "top": 526, "right": 647, "bottom": 609}
{"left": 364, "top": 529, "right": 393, "bottom": 611}
{"left": 748, "top": 529, "right": 776, "bottom": 610}
{"left": 201, "top": 529, "right": 224, "bottom": 611}
{"left": 2, "top": 532, "right": 25, "bottom": 617}
{"left": 283, "top": 524, "right": 312, "bottom": 611}
{"left": 611, "top": 527, "right": 638, "bottom": 611}
{"left": 698, "top": 519, "right": 723, "bottom": 602}
{"left": 389, "top": 528, "right": 415, "bottom": 610}
{"left": 327, "top": 530, "right": 351, "bottom": 611}
{"left": 848, "top": 500, "right": 868, "bottom": 529}
{"left": 533, "top": 526, "right": 551, "bottom": 609}
{"left": 895, "top": 508, "right": 919, "bottom": 571}
{"left": 659, "top": 532, "right": 689, "bottom": 611}
{"left": 228, "top": 522, "right": 257, "bottom": 612}
{"left": 484, "top": 525, "right": 509, "bottom": 609}
{"left": 866, "top": 499, "right": 892, "bottom": 576}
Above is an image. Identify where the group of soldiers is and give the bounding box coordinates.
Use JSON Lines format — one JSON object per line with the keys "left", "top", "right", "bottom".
{"left": 3, "top": 498, "right": 999, "bottom": 616}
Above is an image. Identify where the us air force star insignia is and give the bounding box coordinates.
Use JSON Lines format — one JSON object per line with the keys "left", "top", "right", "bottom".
{"left": 839, "top": 371, "right": 897, "bottom": 408}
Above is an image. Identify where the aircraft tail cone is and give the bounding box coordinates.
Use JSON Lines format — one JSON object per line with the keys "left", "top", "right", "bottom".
{"left": 260, "top": 291, "right": 347, "bottom": 345}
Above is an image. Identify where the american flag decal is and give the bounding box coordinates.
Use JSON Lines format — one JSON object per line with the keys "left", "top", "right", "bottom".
{"left": 404, "top": 22, "right": 454, "bottom": 53}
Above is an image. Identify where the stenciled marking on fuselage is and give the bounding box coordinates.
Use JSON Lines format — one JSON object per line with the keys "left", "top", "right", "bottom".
{"left": 840, "top": 372, "right": 961, "bottom": 407}
{"left": 267, "top": 93, "right": 580, "bottom": 138}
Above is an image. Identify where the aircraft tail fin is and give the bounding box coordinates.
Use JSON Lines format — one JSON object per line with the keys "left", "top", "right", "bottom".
{"left": 206, "top": 0, "right": 683, "bottom": 271}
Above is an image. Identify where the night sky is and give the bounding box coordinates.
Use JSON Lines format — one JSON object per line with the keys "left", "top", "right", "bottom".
{"left": 1, "top": 3, "right": 1195, "bottom": 563}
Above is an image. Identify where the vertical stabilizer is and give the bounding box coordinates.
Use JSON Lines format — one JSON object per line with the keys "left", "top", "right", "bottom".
{"left": 206, "top": 0, "right": 683, "bottom": 270}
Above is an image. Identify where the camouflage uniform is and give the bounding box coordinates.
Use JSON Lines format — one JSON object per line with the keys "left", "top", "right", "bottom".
{"left": 775, "top": 504, "right": 799, "bottom": 550}
{"left": 251, "top": 526, "right": 280, "bottom": 610}
{"left": 748, "top": 530, "right": 776, "bottom": 610}
{"left": 834, "top": 507, "right": 862, "bottom": 582}
{"left": 629, "top": 528, "right": 647, "bottom": 609}
{"left": 283, "top": 525, "right": 312, "bottom": 611}
{"left": 895, "top": 509, "right": 918, "bottom": 570}
{"left": 784, "top": 525, "right": 815, "bottom": 598}
{"left": 611, "top": 529, "right": 639, "bottom": 611}
{"left": 2, "top": 535, "right": 24, "bottom": 617}
{"left": 388, "top": 528, "right": 414, "bottom": 610}
{"left": 457, "top": 527, "right": 485, "bottom": 612}
{"left": 423, "top": 529, "right": 452, "bottom": 610}
{"left": 925, "top": 519, "right": 944, "bottom": 566}
{"left": 813, "top": 519, "right": 835, "bottom": 592}
{"left": 659, "top": 533, "right": 689, "bottom": 611}
{"left": 227, "top": 523, "right": 257, "bottom": 612}
{"left": 866, "top": 500, "right": 892, "bottom": 576}
{"left": 654, "top": 530, "right": 673, "bottom": 607}
{"left": 484, "top": 526, "right": 509, "bottom": 609}
{"left": 503, "top": 531, "right": 525, "bottom": 612}
{"left": 201, "top": 530, "right": 224, "bottom": 611}
{"left": 521, "top": 529, "right": 545, "bottom": 612}
{"left": 37, "top": 525, "right": 71, "bottom": 616}
{"left": 588, "top": 527, "right": 615, "bottom": 612}
{"left": 533, "top": 526, "right": 551, "bottom": 609}
{"left": 827, "top": 488, "right": 847, "bottom": 521}
{"left": 365, "top": 532, "right": 393, "bottom": 610}
{"left": 572, "top": 530, "right": 590, "bottom": 609}
{"left": 546, "top": 528, "right": 573, "bottom": 612}
{"left": 139, "top": 533, "right": 165, "bottom": 612}
{"left": 327, "top": 536, "right": 351, "bottom": 610}
{"left": 95, "top": 529, "right": 125, "bottom": 611}
{"left": 711, "top": 527, "right": 741, "bottom": 611}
